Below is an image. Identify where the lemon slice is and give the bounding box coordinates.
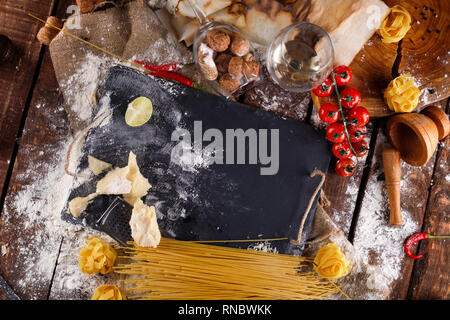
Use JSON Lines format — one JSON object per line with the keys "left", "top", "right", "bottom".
{"left": 125, "top": 96, "right": 153, "bottom": 127}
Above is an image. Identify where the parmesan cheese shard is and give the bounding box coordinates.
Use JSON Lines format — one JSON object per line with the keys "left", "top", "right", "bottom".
{"left": 69, "top": 193, "right": 98, "bottom": 217}
{"left": 123, "top": 152, "right": 152, "bottom": 206}
{"left": 96, "top": 167, "right": 132, "bottom": 195}
{"left": 70, "top": 151, "right": 152, "bottom": 218}
{"left": 129, "top": 200, "right": 161, "bottom": 248}
{"left": 88, "top": 155, "right": 112, "bottom": 175}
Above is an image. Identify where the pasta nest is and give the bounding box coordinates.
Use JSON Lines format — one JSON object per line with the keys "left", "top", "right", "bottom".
{"left": 78, "top": 237, "right": 117, "bottom": 274}
{"left": 384, "top": 74, "right": 421, "bottom": 113}
{"left": 379, "top": 5, "right": 412, "bottom": 43}
{"left": 92, "top": 285, "right": 127, "bottom": 300}
{"left": 313, "top": 243, "right": 351, "bottom": 280}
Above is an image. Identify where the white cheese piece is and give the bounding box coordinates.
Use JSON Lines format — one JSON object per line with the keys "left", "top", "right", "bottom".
{"left": 68, "top": 193, "right": 98, "bottom": 217}
{"left": 71, "top": 151, "right": 151, "bottom": 218}
{"left": 123, "top": 152, "right": 152, "bottom": 206}
{"left": 96, "top": 167, "right": 132, "bottom": 195}
{"left": 88, "top": 155, "right": 112, "bottom": 175}
{"left": 129, "top": 200, "right": 161, "bottom": 248}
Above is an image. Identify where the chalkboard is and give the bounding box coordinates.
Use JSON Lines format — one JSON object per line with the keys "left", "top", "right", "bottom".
{"left": 62, "top": 65, "right": 331, "bottom": 254}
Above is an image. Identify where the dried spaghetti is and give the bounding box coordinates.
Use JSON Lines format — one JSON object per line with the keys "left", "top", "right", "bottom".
{"left": 115, "top": 238, "right": 344, "bottom": 300}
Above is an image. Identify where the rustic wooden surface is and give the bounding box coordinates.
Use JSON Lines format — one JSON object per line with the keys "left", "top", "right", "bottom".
{"left": 313, "top": 0, "right": 450, "bottom": 118}
{"left": 0, "top": 0, "right": 448, "bottom": 300}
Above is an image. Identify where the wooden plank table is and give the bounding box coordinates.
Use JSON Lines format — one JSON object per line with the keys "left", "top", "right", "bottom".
{"left": 0, "top": 0, "right": 448, "bottom": 300}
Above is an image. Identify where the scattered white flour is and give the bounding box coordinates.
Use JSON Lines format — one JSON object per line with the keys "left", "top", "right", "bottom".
{"left": 247, "top": 241, "right": 279, "bottom": 254}
{"left": 338, "top": 134, "right": 420, "bottom": 300}
{"left": 60, "top": 52, "right": 119, "bottom": 123}
{"left": 0, "top": 136, "right": 119, "bottom": 299}
{"left": 170, "top": 139, "right": 216, "bottom": 173}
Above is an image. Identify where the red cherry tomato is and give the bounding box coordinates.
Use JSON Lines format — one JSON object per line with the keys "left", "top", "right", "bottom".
{"left": 348, "top": 106, "right": 370, "bottom": 126}
{"left": 333, "top": 65, "right": 352, "bottom": 86}
{"left": 319, "top": 103, "right": 340, "bottom": 124}
{"left": 326, "top": 123, "right": 346, "bottom": 143}
{"left": 332, "top": 142, "right": 352, "bottom": 159}
{"left": 335, "top": 158, "right": 357, "bottom": 177}
{"left": 353, "top": 140, "right": 369, "bottom": 157}
{"left": 347, "top": 124, "right": 367, "bottom": 143}
{"left": 312, "top": 77, "right": 334, "bottom": 97}
{"left": 340, "top": 87, "right": 361, "bottom": 109}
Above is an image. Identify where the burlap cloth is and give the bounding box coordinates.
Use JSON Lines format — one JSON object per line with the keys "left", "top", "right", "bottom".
{"left": 49, "top": 0, "right": 382, "bottom": 300}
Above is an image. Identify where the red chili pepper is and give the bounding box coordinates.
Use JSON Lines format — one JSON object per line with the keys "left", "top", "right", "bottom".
{"left": 133, "top": 59, "right": 193, "bottom": 87}
{"left": 148, "top": 70, "right": 193, "bottom": 87}
{"left": 134, "top": 59, "right": 183, "bottom": 72}
{"left": 404, "top": 233, "right": 450, "bottom": 259}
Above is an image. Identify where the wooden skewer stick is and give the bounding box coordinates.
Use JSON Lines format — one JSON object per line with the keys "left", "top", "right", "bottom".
{"left": 382, "top": 146, "right": 403, "bottom": 226}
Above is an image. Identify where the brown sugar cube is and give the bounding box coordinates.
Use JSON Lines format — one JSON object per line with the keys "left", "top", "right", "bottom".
{"left": 206, "top": 30, "right": 230, "bottom": 52}
{"left": 230, "top": 36, "right": 250, "bottom": 56}
{"left": 243, "top": 61, "right": 260, "bottom": 79}
{"left": 37, "top": 16, "right": 63, "bottom": 45}
{"left": 219, "top": 73, "right": 240, "bottom": 92}
{"left": 215, "top": 53, "right": 232, "bottom": 73}
{"left": 228, "top": 56, "right": 244, "bottom": 79}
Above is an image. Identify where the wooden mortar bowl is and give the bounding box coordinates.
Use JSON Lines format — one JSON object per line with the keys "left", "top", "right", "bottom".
{"left": 386, "top": 113, "right": 439, "bottom": 166}
{"left": 421, "top": 106, "right": 450, "bottom": 140}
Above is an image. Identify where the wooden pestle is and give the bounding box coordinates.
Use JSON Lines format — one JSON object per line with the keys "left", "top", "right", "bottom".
{"left": 382, "top": 146, "right": 403, "bottom": 226}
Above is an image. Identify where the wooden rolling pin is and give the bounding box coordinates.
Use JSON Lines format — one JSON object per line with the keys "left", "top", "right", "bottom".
{"left": 382, "top": 146, "right": 403, "bottom": 226}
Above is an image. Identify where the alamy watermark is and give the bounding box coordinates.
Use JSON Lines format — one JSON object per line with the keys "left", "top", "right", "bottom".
{"left": 171, "top": 121, "right": 279, "bottom": 176}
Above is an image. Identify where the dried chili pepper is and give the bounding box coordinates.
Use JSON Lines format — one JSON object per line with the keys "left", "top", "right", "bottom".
{"left": 133, "top": 59, "right": 193, "bottom": 87}
{"left": 147, "top": 70, "right": 193, "bottom": 87}
{"left": 404, "top": 233, "right": 450, "bottom": 259}
{"left": 134, "top": 59, "right": 183, "bottom": 72}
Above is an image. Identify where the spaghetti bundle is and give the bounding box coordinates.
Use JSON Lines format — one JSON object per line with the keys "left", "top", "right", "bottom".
{"left": 115, "top": 238, "right": 342, "bottom": 300}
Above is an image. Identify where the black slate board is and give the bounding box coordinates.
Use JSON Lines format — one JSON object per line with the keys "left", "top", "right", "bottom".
{"left": 63, "top": 65, "right": 331, "bottom": 254}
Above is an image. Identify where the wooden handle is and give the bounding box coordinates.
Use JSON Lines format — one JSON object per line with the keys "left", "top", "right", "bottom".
{"left": 382, "top": 146, "right": 403, "bottom": 226}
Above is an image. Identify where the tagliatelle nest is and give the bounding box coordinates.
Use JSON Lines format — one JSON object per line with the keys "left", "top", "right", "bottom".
{"left": 91, "top": 285, "right": 127, "bottom": 300}
{"left": 384, "top": 74, "right": 421, "bottom": 113}
{"left": 313, "top": 243, "right": 351, "bottom": 280}
{"left": 78, "top": 237, "right": 117, "bottom": 274}
{"left": 379, "top": 5, "right": 412, "bottom": 43}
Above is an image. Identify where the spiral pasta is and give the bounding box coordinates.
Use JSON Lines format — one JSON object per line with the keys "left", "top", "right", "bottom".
{"left": 313, "top": 243, "right": 351, "bottom": 280}
{"left": 384, "top": 74, "right": 421, "bottom": 113}
{"left": 379, "top": 5, "right": 412, "bottom": 43}
{"left": 92, "top": 285, "right": 127, "bottom": 300}
{"left": 78, "top": 237, "right": 117, "bottom": 274}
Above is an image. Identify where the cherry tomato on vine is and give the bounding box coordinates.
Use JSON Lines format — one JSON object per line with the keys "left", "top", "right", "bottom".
{"left": 340, "top": 87, "right": 361, "bottom": 109}
{"left": 333, "top": 65, "right": 352, "bottom": 86}
{"left": 312, "top": 77, "right": 334, "bottom": 97}
{"left": 353, "top": 140, "right": 369, "bottom": 158}
{"left": 319, "top": 103, "right": 340, "bottom": 124}
{"left": 326, "top": 123, "right": 346, "bottom": 143}
{"left": 332, "top": 141, "right": 352, "bottom": 159}
{"left": 335, "top": 158, "right": 357, "bottom": 178}
{"left": 347, "top": 124, "right": 367, "bottom": 143}
{"left": 348, "top": 106, "right": 370, "bottom": 126}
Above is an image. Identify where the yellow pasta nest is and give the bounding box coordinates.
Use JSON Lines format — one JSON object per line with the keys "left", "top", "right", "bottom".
{"left": 379, "top": 5, "right": 412, "bottom": 43}
{"left": 384, "top": 74, "right": 420, "bottom": 113}
{"left": 313, "top": 243, "right": 351, "bottom": 280}
{"left": 92, "top": 285, "right": 127, "bottom": 300}
{"left": 78, "top": 237, "right": 117, "bottom": 274}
